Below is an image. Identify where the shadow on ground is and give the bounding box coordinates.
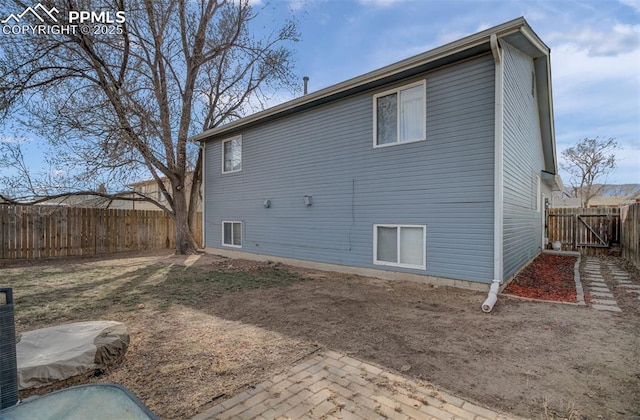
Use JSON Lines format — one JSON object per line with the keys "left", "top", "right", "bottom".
{"left": 142, "top": 256, "right": 640, "bottom": 419}
{"left": 4, "top": 253, "right": 640, "bottom": 419}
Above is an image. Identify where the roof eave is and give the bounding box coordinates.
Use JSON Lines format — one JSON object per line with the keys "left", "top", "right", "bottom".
{"left": 533, "top": 47, "right": 558, "bottom": 176}
{"left": 192, "top": 17, "right": 530, "bottom": 143}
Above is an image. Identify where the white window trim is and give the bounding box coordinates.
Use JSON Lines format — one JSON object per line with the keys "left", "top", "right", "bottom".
{"left": 221, "top": 135, "right": 242, "bottom": 174}
{"left": 373, "top": 224, "right": 426, "bottom": 270}
{"left": 222, "top": 221, "right": 242, "bottom": 248}
{"left": 372, "top": 80, "right": 427, "bottom": 149}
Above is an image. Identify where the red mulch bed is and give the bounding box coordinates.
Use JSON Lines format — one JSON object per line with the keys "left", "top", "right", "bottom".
{"left": 503, "top": 253, "right": 578, "bottom": 302}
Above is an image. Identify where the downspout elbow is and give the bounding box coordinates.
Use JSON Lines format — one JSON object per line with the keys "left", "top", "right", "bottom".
{"left": 482, "top": 280, "right": 501, "bottom": 313}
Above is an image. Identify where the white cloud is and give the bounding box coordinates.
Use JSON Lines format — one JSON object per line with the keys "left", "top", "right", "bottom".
{"left": 548, "top": 23, "right": 640, "bottom": 56}
{"left": 476, "top": 22, "right": 492, "bottom": 32}
{"left": 542, "top": 19, "right": 640, "bottom": 183}
{"left": 615, "top": 149, "right": 640, "bottom": 183}
{"left": 357, "top": 0, "right": 405, "bottom": 6}
{"left": 231, "top": 0, "right": 263, "bottom": 6}
{"left": 435, "top": 30, "right": 468, "bottom": 45}
{"left": 552, "top": 43, "right": 638, "bottom": 83}
{"left": 288, "top": 0, "right": 307, "bottom": 12}
{"left": 619, "top": 0, "right": 640, "bottom": 14}
{"left": 551, "top": 41, "right": 640, "bottom": 115}
{"left": 523, "top": 9, "right": 547, "bottom": 22}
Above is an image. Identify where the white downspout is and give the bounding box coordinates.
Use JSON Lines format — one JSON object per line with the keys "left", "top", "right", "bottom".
{"left": 483, "top": 34, "right": 504, "bottom": 313}
{"left": 201, "top": 142, "right": 206, "bottom": 249}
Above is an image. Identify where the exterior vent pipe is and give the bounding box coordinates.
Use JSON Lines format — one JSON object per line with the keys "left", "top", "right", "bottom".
{"left": 303, "top": 76, "right": 309, "bottom": 95}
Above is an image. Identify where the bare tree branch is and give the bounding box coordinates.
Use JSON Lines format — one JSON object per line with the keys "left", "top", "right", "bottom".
{"left": 0, "top": 0, "right": 299, "bottom": 253}
{"left": 560, "top": 137, "right": 621, "bottom": 206}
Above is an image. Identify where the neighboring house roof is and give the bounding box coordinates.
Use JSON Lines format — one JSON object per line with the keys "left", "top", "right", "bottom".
{"left": 589, "top": 196, "right": 640, "bottom": 207}
{"left": 129, "top": 172, "right": 196, "bottom": 189}
{"left": 34, "top": 194, "right": 132, "bottom": 208}
{"left": 128, "top": 172, "right": 202, "bottom": 211}
{"left": 129, "top": 179, "right": 159, "bottom": 188}
{"left": 552, "top": 195, "right": 581, "bottom": 208}
{"left": 551, "top": 193, "right": 640, "bottom": 208}
{"left": 193, "top": 17, "right": 557, "bottom": 176}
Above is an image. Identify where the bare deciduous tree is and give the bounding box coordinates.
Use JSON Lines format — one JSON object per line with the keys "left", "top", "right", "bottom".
{"left": 0, "top": 0, "right": 298, "bottom": 253}
{"left": 560, "top": 137, "right": 620, "bottom": 207}
{"left": 605, "top": 183, "right": 640, "bottom": 197}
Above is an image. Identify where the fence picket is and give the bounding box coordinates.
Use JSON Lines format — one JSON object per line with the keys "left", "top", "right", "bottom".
{"left": 0, "top": 205, "right": 202, "bottom": 260}
{"left": 621, "top": 203, "right": 640, "bottom": 269}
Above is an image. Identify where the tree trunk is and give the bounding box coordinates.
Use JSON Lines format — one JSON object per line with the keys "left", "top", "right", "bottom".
{"left": 173, "top": 183, "right": 198, "bottom": 254}
{"left": 187, "top": 147, "right": 203, "bottom": 248}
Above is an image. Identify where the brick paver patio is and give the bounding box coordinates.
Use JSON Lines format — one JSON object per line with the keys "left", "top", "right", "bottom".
{"left": 193, "top": 350, "right": 517, "bottom": 420}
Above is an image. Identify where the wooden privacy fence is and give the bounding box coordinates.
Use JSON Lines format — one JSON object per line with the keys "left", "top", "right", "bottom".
{"left": 0, "top": 205, "right": 202, "bottom": 260}
{"left": 621, "top": 203, "right": 640, "bottom": 269}
{"left": 547, "top": 207, "right": 620, "bottom": 255}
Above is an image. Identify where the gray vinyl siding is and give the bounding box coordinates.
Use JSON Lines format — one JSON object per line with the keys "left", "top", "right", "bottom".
{"left": 204, "top": 55, "right": 495, "bottom": 284}
{"left": 502, "top": 41, "right": 547, "bottom": 280}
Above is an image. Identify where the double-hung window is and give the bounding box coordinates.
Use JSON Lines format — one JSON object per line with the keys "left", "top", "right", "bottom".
{"left": 222, "top": 136, "right": 242, "bottom": 173}
{"left": 222, "top": 221, "right": 242, "bottom": 247}
{"left": 374, "top": 81, "right": 426, "bottom": 147}
{"left": 374, "top": 224, "right": 426, "bottom": 269}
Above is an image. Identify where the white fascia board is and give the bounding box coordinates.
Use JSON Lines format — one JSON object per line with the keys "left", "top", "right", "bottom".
{"left": 520, "top": 25, "right": 550, "bottom": 56}
{"left": 521, "top": 22, "right": 557, "bottom": 175}
{"left": 543, "top": 54, "right": 558, "bottom": 173}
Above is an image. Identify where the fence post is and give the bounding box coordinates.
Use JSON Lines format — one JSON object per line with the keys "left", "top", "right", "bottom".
{"left": 621, "top": 203, "right": 640, "bottom": 269}
{"left": 573, "top": 214, "right": 577, "bottom": 251}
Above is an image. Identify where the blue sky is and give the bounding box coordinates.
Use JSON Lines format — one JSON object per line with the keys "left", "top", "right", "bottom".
{"left": 2, "top": 0, "right": 639, "bottom": 187}
{"left": 266, "top": 0, "right": 640, "bottom": 185}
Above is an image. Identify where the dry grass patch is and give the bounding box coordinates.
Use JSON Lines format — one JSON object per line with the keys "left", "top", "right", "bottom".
{"left": 1, "top": 253, "right": 317, "bottom": 419}
{"left": 2, "top": 252, "right": 639, "bottom": 419}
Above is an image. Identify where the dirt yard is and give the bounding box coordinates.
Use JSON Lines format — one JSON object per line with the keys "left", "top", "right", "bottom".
{"left": 1, "top": 251, "right": 639, "bottom": 419}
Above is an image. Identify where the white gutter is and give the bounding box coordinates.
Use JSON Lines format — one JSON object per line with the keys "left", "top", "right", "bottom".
{"left": 192, "top": 18, "right": 526, "bottom": 143}
{"left": 483, "top": 34, "right": 504, "bottom": 313}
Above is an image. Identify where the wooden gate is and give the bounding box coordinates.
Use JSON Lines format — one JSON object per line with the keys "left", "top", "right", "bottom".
{"left": 548, "top": 208, "right": 620, "bottom": 254}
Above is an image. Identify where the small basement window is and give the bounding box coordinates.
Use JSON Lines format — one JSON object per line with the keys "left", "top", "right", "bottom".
{"left": 222, "top": 136, "right": 242, "bottom": 173}
{"left": 373, "top": 81, "right": 426, "bottom": 147}
{"left": 222, "top": 221, "right": 242, "bottom": 247}
{"left": 374, "top": 224, "right": 426, "bottom": 269}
